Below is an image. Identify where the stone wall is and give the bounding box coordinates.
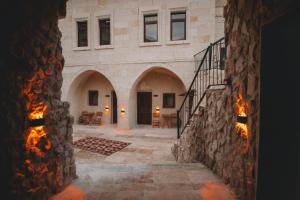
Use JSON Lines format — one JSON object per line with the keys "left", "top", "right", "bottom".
{"left": 0, "top": 0, "right": 76, "bottom": 199}
{"left": 173, "top": 89, "right": 228, "bottom": 163}
{"left": 173, "top": 1, "right": 294, "bottom": 200}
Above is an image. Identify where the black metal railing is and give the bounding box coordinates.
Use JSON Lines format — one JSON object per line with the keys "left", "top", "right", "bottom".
{"left": 177, "top": 38, "right": 227, "bottom": 138}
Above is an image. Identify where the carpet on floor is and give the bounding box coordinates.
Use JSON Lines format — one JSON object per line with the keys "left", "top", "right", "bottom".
{"left": 74, "top": 136, "right": 131, "bottom": 156}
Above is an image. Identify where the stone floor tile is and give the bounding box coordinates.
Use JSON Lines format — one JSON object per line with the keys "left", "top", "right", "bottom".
{"left": 52, "top": 125, "right": 235, "bottom": 200}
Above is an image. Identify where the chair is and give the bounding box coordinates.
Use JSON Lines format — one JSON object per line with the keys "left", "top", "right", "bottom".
{"left": 92, "top": 112, "right": 102, "bottom": 125}
{"left": 79, "top": 111, "right": 90, "bottom": 125}
{"left": 152, "top": 112, "right": 160, "bottom": 128}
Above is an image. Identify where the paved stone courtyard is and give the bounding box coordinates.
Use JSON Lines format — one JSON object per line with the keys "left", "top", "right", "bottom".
{"left": 51, "top": 125, "right": 236, "bottom": 200}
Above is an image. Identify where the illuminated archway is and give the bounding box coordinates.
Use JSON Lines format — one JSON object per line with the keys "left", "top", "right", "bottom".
{"left": 129, "top": 67, "right": 186, "bottom": 128}
{"left": 67, "top": 70, "right": 118, "bottom": 125}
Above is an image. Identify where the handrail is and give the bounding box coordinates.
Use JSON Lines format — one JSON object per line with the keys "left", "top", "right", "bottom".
{"left": 177, "top": 37, "right": 226, "bottom": 138}
{"left": 178, "top": 48, "right": 210, "bottom": 112}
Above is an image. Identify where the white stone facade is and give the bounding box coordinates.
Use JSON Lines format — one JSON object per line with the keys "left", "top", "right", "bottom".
{"left": 59, "top": 0, "right": 224, "bottom": 129}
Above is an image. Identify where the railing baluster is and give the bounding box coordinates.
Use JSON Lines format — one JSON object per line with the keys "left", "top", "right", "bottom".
{"left": 178, "top": 37, "right": 226, "bottom": 138}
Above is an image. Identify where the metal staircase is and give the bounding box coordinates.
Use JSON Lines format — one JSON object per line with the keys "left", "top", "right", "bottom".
{"left": 177, "top": 37, "right": 228, "bottom": 138}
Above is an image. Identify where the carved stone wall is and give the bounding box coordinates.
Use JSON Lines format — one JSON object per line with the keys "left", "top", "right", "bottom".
{"left": 0, "top": 1, "right": 76, "bottom": 199}
{"left": 173, "top": 1, "right": 294, "bottom": 199}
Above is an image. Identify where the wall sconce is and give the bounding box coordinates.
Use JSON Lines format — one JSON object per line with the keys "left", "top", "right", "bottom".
{"left": 28, "top": 118, "right": 46, "bottom": 127}
{"left": 155, "top": 106, "right": 160, "bottom": 112}
{"left": 121, "top": 108, "right": 125, "bottom": 113}
{"left": 105, "top": 106, "right": 109, "bottom": 111}
{"left": 236, "top": 115, "right": 247, "bottom": 124}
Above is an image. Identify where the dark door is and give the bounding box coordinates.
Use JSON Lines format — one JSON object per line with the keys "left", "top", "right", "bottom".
{"left": 111, "top": 91, "right": 117, "bottom": 124}
{"left": 257, "top": 9, "right": 299, "bottom": 200}
{"left": 137, "top": 92, "right": 152, "bottom": 124}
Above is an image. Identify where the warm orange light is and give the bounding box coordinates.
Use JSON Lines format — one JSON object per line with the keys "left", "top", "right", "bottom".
{"left": 25, "top": 126, "right": 51, "bottom": 157}
{"left": 155, "top": 106, "right": 160, "bottom": 113}
{"left": 19, "top": 66, "right": 54, "bottom": 192}
{"left": 235, "top": 94, "right": 248, "bottom": 139}
{"left": 25, "top": 103, "right": 51, "bottom": 157}
{"left": 28, "top": 102, "right": 48, "bottom": 120}
{"left": 105, "top": 106, "right": 109, "bottom": 111}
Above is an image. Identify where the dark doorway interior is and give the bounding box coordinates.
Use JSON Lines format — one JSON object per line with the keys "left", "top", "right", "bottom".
{"left": 111, "top": 91, "right": 117, "bottom": 124}
{"left": 257, "top": 9, "right": 299, "bottom": 200}
{"left": 137, "top": 92, "right": 152, "bottom": 125}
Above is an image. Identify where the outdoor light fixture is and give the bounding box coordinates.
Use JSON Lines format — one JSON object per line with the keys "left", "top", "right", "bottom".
{"left": 28, "top": 118, "right": 46, "bottom": 127}
{"left": 121, "top": 108, "right": 125, "bottom": 113}
{"left": 235, "top": 94, "right": 249, "bottom": 139}
{"left": 236, "top": 115, "right": 247, "bottom": 124}
{"left": 155, "top": 106, "right": 160, "bottom": 112}
{"left": 105, "top": 106, "right": 109, "bottom": 111}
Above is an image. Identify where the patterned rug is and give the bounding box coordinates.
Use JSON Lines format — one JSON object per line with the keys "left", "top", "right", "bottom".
{"left": 74, "top": 136, "right": 131, "bottom": 156}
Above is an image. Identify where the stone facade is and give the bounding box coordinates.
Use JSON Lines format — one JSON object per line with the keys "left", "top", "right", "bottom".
{"left": 0, "top": 1, "right": 76, "bottom": 199}
{"left": 173, "top": 0, "right": 294, "bottom": 200}
{"left": 173, "top": 89, "right": 227, "bottom": 163}
{"left": 59, "top": 0, "right": 225, "bottom": 129}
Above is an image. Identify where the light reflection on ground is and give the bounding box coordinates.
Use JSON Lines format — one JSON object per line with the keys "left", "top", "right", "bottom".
{"left": 199, "top": 182, "right": 236, "bottom": 200}
{"left": 50, "top": 185, "right": 84, "bottom": 200}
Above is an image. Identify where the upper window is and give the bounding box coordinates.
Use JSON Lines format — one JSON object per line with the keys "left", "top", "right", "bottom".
{"left": 171, "top": 11, "right": 186, "bottom": 41}
{"left": 99, "top": 18, "right": 111, "bottom": 45}
{"left": 77, "top": 21, "right": 88, "bottom": 47}
{"left": 144, "top": 14, "right": 158, "bottom": 42}
{"left": 88, "top": 90, "right": 98, "bottom": 106}
{"left": 163, "top": 93, "right": 176, "bottom": 108}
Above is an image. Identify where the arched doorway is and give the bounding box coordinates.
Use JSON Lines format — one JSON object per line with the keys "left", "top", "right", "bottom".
{"left": 67, "top": 70, "right": 118, "bottom": 125}
{"left": 129, "top": 67, "right": 186, "bottom": 128}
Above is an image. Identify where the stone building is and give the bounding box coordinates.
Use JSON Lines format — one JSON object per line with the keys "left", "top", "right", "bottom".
{"left": 58, "top": 0, "right": 225, "bottom": 129}
{"left": 1, "top": 0, "right": 298, "bottom": 199}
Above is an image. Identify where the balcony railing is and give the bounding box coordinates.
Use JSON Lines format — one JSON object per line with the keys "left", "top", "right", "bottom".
{"left": 177, "top": 38, "right": 227, "bottom": 138}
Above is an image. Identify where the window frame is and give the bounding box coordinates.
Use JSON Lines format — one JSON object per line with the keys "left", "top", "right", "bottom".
{"left": 163, "top": 93, "right": 176, "bottom": 108}
{"left": 170, "top": 11, "right": 187, "bottom": 41}
{"left": 139, "top": 7, "right": 161, "bottom": 47}
{"left": 72, "top": 13, "right": 91, "bottom": 51}
{"left": 99, "top": 18, "right": 111, "bottom": 46}
{"left": 77, "top": 20, "right": 89, "bottom": 47}
{"left": 166, "top": 7, "right": 190, "bottom": 45}
{"left": 88, "top": 90, "right": 99, "bottom": 106}
{"left": 144, "top": 14, "right": 158, "bottom": 43}
{"left": 94, "top": 11, "right": 114, "bottom": 50}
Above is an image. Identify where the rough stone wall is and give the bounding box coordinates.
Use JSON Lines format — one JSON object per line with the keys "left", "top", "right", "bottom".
{"left": 173, "top": 89, "right": 227, "bottom": 163}
{"left": 224, "top": 1, "right": 293, "bottom": 199}
{"left": 173, "top": 1, "right": 294, "bottom": 199}
{"left": 0, "top": 0, "right": 76, "bottom": 199}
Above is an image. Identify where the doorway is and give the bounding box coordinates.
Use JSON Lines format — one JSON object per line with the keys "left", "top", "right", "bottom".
{"left": 137, "top": 92, "right": 152, "bottom": 125}
{"left": 257, "top": 9, "right": 299, "bottom": 200}
{"left": 111, "top": 90, "right": 117, "bottom": 124}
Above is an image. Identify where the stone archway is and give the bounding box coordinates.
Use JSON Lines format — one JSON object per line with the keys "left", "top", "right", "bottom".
{"left": 128, "top": 67, "right": 186, "bottom": 128}
{"left": 67, "top": 70, "right": 118, "bottom": 126}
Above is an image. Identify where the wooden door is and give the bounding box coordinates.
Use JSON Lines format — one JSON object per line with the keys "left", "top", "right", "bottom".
{"left": 111, "top": 91, "right": 117, "bottom": 124}
{"left": 137, "top": 92, "right": 152, "bottom": 124}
